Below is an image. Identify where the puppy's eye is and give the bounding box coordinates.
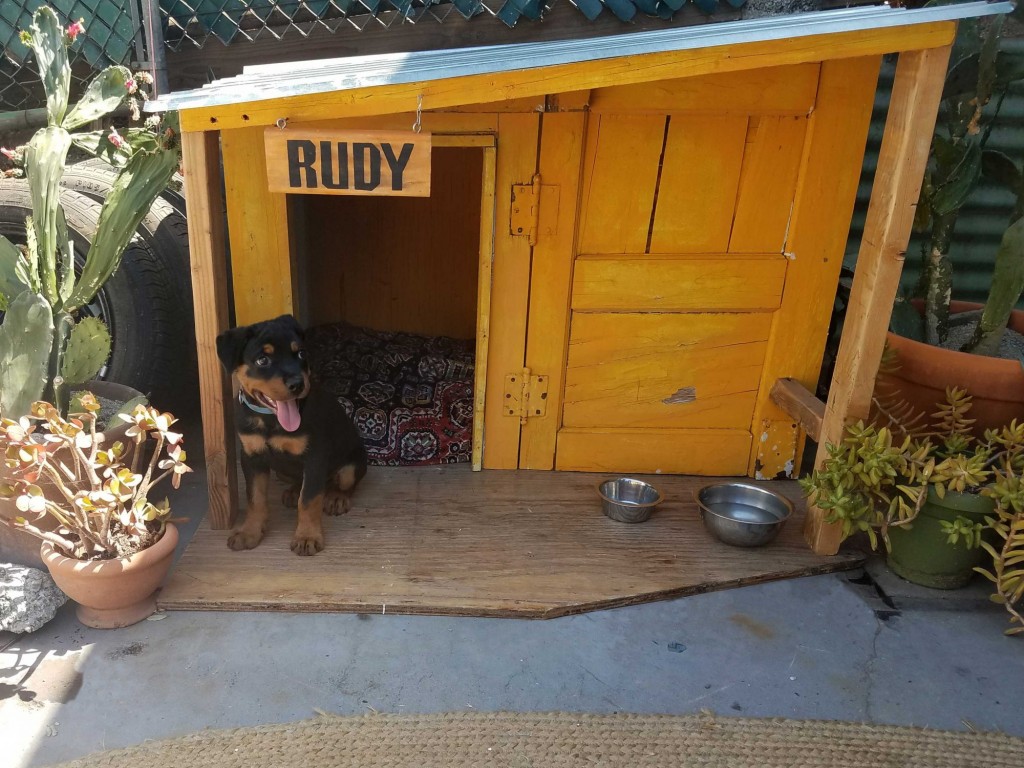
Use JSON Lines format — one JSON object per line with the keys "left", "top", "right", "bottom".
{"left": 296, "top": 349, "right": 306, "bottom": 361}
{"left": 255, "top": 355, "right": 271, "bottom": 367}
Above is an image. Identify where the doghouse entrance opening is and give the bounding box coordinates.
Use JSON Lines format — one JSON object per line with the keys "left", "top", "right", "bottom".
{"left": 290, "top": 145, "right": 488, "bottom": 467}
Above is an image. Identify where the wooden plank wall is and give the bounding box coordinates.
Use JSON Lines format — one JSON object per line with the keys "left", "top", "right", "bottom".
{"left": 302, "top": 146, "right": 483, "bottom": 339}
{"left": 542, "top": 65, "right": 821, "bottom": 476}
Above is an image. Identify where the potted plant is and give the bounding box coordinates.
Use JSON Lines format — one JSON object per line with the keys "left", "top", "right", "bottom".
{"left": 0, "top": 7, "right": 180, "bottom": 566}
{"left": 801, "top": 387, "right": 1023, "bottom": 591}
{"left": 882, "top": 12, "right": 1024, "bottom": 434}
{"left": 0, "top": 395, "right": 191, "bottom": 627}
{"left": 0, "top": 6, "right": 180, "bottom": 422}
{"left": 977, "top": 469, "right": 1024, "bottom": 636}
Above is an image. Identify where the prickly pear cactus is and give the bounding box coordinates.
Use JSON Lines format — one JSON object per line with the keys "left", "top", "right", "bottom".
{"left": 61, "top": 316, "right": 111, "bottom": 386}
{"left": 0, "top": 6, "right": 181, "bottom": 416}
{"left": 0, "top": 292, "right": 54, "bottom": 418}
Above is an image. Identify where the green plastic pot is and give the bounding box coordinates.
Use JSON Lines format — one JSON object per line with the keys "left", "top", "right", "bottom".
{"left": 886, "top": 488, "right": 994, "bottom": 590}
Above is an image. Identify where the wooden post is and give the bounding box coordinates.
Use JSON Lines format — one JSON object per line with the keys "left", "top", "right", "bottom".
{"left": 805, "top": 44, "right": 953, "bottom": 555}
{"left": 220, "top": 127, "right": 295, "bottom": 326}
{"left": 182, "top": 131, "right": 239, "bottom": 530}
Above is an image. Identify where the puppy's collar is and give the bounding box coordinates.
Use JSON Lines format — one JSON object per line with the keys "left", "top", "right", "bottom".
{"left": 238, "top": 389, "right": 275, "bottom": 415}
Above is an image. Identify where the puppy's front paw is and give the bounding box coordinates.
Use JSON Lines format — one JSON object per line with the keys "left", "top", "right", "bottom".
{"left": 228, "top": 526, "right": 265, "bottom": 550}
{"left": 291, "top": 531, "right": 324, "bottom": 556}
{"left": 324, "top": 491, "right": 351, "bottom": 516}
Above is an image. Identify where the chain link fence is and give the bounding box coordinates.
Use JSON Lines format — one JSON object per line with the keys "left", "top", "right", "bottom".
{"left": 161, "top": 0, "right": 537, "bottom": 49}
{"left": 3, "top": 0, "right": 751, "bottom": 110}
{"left": 159, "top": 0, "right": 740, "bottom": 51}
{"left": 1, "top": 0, "right": 146, "bottom": 112}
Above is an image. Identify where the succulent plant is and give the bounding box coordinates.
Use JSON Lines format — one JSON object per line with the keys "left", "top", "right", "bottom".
{"left": 0, "top": 395, "right": 191, "bottom": 561}
{"left": 803, "top": 387, "right": 1024, "bottom": 635}
{"left": 0, "top": 6, "right": 180, "bottom": 417}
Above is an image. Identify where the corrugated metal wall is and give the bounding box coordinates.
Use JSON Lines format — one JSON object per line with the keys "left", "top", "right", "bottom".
{"left": 847, "top": 39, "right": 1024, "bottom": 306}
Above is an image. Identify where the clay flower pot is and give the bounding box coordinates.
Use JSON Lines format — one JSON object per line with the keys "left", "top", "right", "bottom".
{"left": 881, "top": 301, "right": 1024, "bottom": 436}
{"left": 41, "top": 523, "right": 178, "bottom": 629}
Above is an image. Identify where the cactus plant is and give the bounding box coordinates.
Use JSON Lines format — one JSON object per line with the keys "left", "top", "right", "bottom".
{"left": 61, "top": 315, "right": 111, "bottom": 386}
{"left": 0, "top": 6, "right": 180, "bottom": 418}
{"left": 902, "top": 14, "right": 1024, "bottom": 355}
{"left": 0, "top": 292, "right": 54, "bottom": 419}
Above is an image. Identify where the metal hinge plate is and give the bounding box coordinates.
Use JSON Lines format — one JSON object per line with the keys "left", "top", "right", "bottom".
{"left": 503, "top": 370, "right": 549, "bottom": 423}
{"left": 510, "top": 174, "right": 558, "bottom": 245}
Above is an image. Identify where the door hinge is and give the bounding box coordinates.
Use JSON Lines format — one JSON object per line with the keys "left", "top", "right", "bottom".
{"left": 503, "top": 368, "right": 549, "bottom": 424}
{"left": 510, "top": 174, "right": 558, "bottom": 246}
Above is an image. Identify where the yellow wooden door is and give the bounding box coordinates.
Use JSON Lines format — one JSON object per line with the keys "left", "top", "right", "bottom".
{"left": 520, "top": 61, "right": 880, "bottom": 476}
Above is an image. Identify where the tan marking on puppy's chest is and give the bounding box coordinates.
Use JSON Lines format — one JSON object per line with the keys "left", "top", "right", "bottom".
{"left": 240, "top": 434, "right": 267, "bottom": 454}
{"left": 269, "top": 435, "right": 309, "bottom": 455}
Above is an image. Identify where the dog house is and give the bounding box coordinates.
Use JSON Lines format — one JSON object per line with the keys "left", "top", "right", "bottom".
{"left": 154, "top": 1, "right": 1007, "bottom": 584}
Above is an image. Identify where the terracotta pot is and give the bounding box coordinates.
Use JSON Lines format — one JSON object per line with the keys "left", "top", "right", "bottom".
{"left": 0, "top": 381, "right": 143, "bottom": 568}
{"left": 41, "top": 523, "right": 178, "bottom": 628}
{"left": 880, "top": 301, "right": 1024, "bottom": 436}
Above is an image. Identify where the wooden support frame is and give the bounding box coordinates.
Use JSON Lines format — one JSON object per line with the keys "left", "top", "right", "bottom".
{"left": 472, "top": 143, "right": 497, "bottom": 471}
{"left": 182, "top": 131, "right": 238, "bottom": 530}
{"left": 804, "top": 44, "right": 954, "bottom": 555}
{"left": 770, "top": 379, "right": 824, "bottom": 443}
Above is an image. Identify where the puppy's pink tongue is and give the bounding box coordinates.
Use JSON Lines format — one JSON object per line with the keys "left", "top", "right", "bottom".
{"left": 277, "top": 399, "right": 301, "bottom": 432}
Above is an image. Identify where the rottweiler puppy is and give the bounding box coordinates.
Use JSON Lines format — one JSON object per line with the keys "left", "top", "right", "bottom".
{"left": 216, "top": 314, "right": 367, "bottom": 555}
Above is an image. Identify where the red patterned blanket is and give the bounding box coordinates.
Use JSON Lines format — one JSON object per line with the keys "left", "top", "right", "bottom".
{"left": 306, "top": 323, "right": 475, "bottom": 466}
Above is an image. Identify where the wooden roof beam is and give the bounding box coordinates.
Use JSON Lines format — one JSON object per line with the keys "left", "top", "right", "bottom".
{"left": 177, "top": 22, "right": 955, "bottom": 133}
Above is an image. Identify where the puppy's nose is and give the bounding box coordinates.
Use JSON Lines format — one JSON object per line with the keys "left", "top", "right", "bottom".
{"left": 286, "top": 377, "right": 305, "bottom": 395}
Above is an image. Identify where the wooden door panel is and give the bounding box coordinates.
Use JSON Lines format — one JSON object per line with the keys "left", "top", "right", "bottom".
{"left": 571, "top": 255, "right": 786, "bottom": 312}
{"left": 649, "top": 116, "right": 748, "bottom": 254}
{"left": 555, "top": 428, "right": 752, "bottom": 475}
{"left": 563, "top": 312, "right": 769, "bottom": 431}
{"left": 576, "top": 114, "right": 665, "bottom": 255}
{"left": 729, "top": 116, "right": 809, "bottom": 254}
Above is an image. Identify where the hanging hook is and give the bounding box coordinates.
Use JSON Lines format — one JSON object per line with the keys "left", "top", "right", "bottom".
{"left": 275, "top": 117, "right": 288, "bottom": 130}
{"left": 412, "top": 95, "right": 423, "bottom": 134}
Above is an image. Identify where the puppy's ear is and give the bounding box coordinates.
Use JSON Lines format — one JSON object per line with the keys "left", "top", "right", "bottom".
{"left": 216, "top": 326, "right": 252, "bottom": 372}
{"left": 275, "top": 314, "right": 305, "bottom": 339}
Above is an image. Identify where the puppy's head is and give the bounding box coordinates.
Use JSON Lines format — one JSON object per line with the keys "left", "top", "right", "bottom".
{"left": 217, "top": 315, "right": 309, "bottom": 432}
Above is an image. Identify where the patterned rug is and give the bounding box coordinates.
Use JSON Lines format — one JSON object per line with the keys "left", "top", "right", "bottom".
{"left": 306, "top": 323, "right": 475, "bottom": 466}
{"left": 49, "top": 711, "right": 1024, "bottom": 768}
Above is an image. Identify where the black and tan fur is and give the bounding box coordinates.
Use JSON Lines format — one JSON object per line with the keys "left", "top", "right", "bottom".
{"left": 216, "top": 315, "right": 367, "bottom": 555}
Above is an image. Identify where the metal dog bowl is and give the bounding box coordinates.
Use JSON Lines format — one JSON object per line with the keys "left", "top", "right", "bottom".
{"left": 695, "top": 482, "right": 793, "bottom": 547}
{"left": 597, "top": 478, "right": 663, "bottom": 523}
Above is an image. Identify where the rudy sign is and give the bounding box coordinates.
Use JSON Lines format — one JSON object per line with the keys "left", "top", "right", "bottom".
{"left": 265, "top": 128, "right": 431, "bottom": 197}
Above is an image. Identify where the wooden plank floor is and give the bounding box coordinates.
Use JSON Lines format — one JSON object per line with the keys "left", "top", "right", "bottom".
{"left": 158, "top": 466, "right": 863, "bottom": 618}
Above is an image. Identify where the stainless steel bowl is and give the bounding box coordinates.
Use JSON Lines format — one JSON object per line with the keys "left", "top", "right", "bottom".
{"left": 597, "top": 478, "right": 663, "bottom": 523}
{"left": 695, "top": 482, "right": 793, "bottom": 547}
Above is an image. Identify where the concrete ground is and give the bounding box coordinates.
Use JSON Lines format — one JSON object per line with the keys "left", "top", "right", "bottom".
{"left": 3, "top": 434, "right": 1023, "bottom": 768}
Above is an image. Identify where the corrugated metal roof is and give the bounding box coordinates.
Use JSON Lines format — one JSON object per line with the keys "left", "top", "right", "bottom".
{"left": 150, "top": 1, "right": 1012, "bottom": 112}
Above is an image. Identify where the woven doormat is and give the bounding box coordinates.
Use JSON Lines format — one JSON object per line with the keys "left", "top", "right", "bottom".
{"left": 50, "top": 711, "right": 1023, "bottom": 768}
